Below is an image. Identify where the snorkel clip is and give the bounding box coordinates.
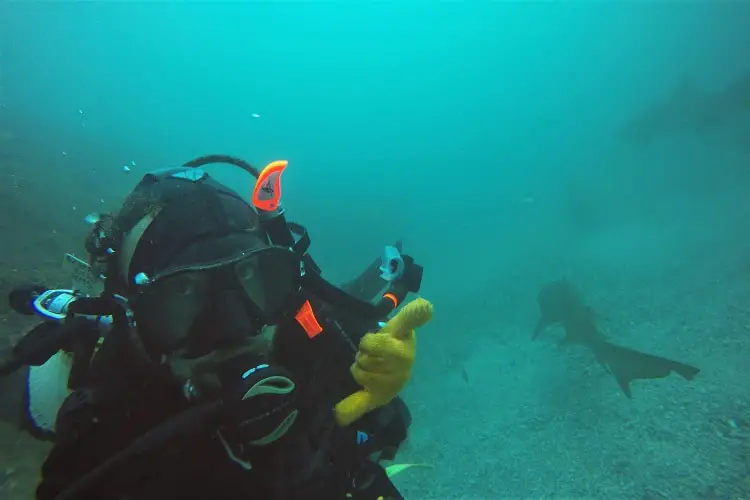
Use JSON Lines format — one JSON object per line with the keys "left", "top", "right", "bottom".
{"left": 251, "top": 160, "right": 298, "bottom": 249}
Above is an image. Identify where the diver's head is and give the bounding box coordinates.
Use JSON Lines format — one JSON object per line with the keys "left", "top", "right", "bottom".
{"left": 85, "top": 156, "right": 422, "bottom": 359}
{"left": 92, "top": 166, "right": 304, "bottom": 357}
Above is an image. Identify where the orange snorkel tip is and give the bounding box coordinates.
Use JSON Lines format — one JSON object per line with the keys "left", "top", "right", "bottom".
{"left": 252, "top": 160, "right": 288, "bottom": 213}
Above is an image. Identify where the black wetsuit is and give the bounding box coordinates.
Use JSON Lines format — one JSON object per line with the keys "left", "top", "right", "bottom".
{"left": 36, "top": 302, "right": 407, "bottom": 500}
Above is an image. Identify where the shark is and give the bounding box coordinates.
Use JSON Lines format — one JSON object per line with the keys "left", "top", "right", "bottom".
{"left": 533, "top": 279, "right": 700, "bottom": 398}
{"left": 619, "top": 71, "right": 750, "bottom": 146}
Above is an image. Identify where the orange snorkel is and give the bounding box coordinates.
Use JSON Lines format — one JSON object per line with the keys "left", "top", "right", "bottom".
{"left": 251, "top": 160, "right": 297, "bottom": 249}
{"left": 251, "top": 160, "right": 288, "bottom": 214}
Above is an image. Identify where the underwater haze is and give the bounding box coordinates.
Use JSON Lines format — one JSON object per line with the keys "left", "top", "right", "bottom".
{"left": 1, "top": 2, "right": 750, "bottom": 498}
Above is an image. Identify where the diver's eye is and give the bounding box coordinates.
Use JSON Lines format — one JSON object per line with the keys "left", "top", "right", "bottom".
{"left": 236, "top": 258, "right": 258, "bottom": 282}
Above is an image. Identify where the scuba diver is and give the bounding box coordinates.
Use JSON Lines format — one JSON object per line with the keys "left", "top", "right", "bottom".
{"left": 1, "top": 155, "right": 431, "bottom": 500}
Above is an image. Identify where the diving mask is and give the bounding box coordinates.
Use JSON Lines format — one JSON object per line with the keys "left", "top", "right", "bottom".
{"left": 133, "top": 245, "right": 303, "bottom": 355}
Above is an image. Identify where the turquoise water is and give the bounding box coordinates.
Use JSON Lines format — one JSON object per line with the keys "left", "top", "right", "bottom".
{"left": 1, "top": 2, "right": 749, "bottom": 498}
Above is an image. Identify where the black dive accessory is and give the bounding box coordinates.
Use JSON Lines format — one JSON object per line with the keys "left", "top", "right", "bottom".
{"left": 52, "top": 355, "right": 301, "bottom": 500}
{"left": 2, "top": 286, "right": 100, "bottom": 379}
{"left": 0, "top": 320, "right": 86, "bottom": 377}
{"left": 2, "top": 285, "right": 146, "bottom": 388}
{"left": 215, "top": 360, "right": 299, "bottom": 467}
{"left": 52, "top": 400, "right": 224, "bottom": 500}
{"left": 9, "top": 285, "right": 115, "bottom": 328}
{"left": 174, "top": 349, "right": 299, "bottom": 452}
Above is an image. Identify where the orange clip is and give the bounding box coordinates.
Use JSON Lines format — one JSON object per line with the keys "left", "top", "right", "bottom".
{"left": 251, "top": 160, "right": 288, "bottom": 212}
{"left": 383, "top": 292, "right": 399, "bottom": 308}
{"left": 295, "top": 300, "right": 323, "bottom": 339}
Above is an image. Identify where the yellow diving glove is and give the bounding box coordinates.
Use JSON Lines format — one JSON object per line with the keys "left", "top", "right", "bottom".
{"left": 334, "top": 297, "right": 433, "bottom": 427}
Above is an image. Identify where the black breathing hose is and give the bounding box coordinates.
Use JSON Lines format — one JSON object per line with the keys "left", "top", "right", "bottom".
{"left": 53, "top": 401, "right": 223, "bottom": 500}
{"left": 183, "top": 154, "right": 260, "bottom": 178}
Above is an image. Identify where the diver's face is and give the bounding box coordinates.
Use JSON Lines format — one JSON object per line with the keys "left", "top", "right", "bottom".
{"left": 133, "top": 272, "right": 210, "bottom": 354}
{"left": 131, "top": 249, "right": 301, "bottom": 356}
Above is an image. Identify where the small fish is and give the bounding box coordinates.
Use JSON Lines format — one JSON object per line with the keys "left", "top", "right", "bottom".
{"left": 251, "top": 113, "right": 261, "bottom": 119}
{"left": 461, "top": 366, "right": 469, "bottom": 384}
{"left": 122, "top": 165, "right": 131, "bottom": 173}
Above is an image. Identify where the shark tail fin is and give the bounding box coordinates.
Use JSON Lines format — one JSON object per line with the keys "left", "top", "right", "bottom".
{"left": 593, "top": 341, "right": 700, "bottom": 398}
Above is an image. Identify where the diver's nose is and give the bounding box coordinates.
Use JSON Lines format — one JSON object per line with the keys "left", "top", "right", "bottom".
{"left": 214, "top": 290, "right": 257, "bottom": 345}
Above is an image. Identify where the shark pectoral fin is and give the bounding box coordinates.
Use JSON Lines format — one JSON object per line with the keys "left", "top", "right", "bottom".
{"left": 615, "top": 373, "right": 633, "bottom": 399}
{"left": 532, "top": 317, "right": 549, "bottom": 340}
